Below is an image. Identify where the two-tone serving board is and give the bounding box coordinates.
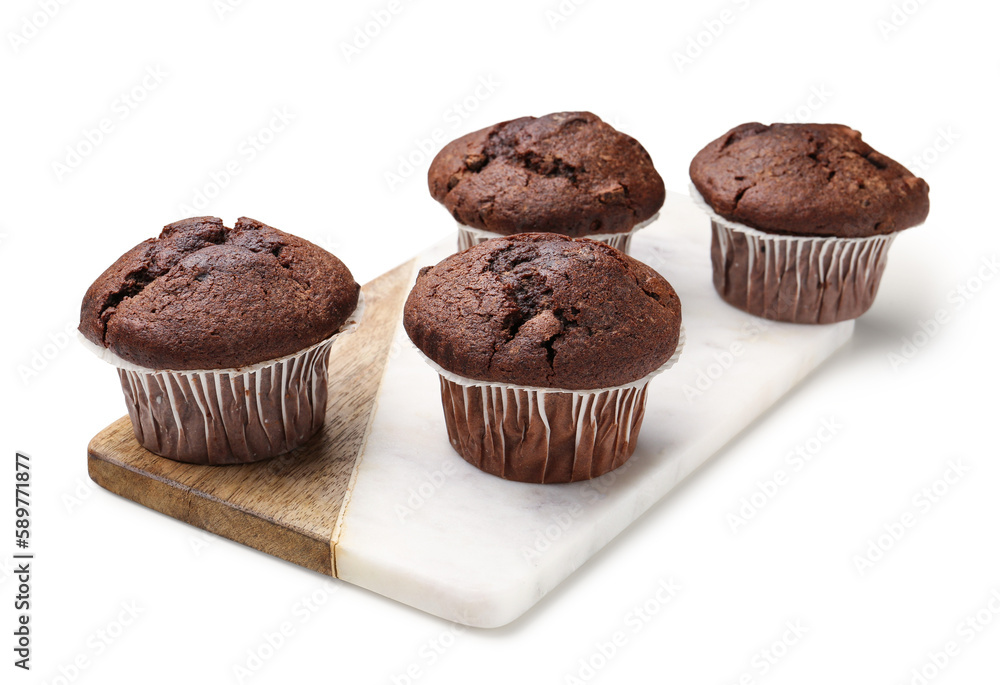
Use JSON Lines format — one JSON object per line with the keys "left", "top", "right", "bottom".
{"left": 88, "top": 192, "right": 852, "bottom": 627}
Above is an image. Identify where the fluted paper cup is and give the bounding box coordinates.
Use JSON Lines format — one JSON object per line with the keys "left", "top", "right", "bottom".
{"left": 690, "top": 186, "right": 899, "bottom": 324}
{"left": 81, "top": 295, "right": 364, "bottom": 465}
{"left": 415, "top": 328, "right": 684, "bottom": 484}
{"left": 455, "top": 212, "right": 660, "bottom": 255}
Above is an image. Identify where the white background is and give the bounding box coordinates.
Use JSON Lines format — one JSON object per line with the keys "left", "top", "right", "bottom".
{"left": 2, "top": 0, "right": 998, "bottom": 683}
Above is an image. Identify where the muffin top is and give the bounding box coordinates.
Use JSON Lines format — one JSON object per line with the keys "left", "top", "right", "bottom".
{"left": 689, "top": 123, "right": 930, "bottom": 237}
{"left": 403, "top": 233, "right": 681, "bottom": 390}
{"left": 428, "top": 111, "right": 665, "bottom": 237}
{"left": 80, "top": 216, "right": 360, "bottom": 370}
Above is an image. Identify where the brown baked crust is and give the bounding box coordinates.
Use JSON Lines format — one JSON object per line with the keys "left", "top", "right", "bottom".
{"left": 428, "top": 112, "right": 665, "bottom": 237}
{"left": 689, "top": 123, "right": 930, "bottom": 237}
{"left": 403, "top": 233, "right": 681, "bottom": 390}
{"left": 80, "top": 216, "right": 359, "bottom": 369}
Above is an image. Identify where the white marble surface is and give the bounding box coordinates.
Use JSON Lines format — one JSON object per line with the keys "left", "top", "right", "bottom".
{"left": 335, "top": 193, "right": 854, "bottom": 628}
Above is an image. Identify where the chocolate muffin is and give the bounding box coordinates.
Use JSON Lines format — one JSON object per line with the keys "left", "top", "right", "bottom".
{"left": 689, "top": 123, "right": 930, "bottom": 323}
{"left": 690, "top": 123, "right": 929, "bottom": 238}
{"left": 428, "top": 111, "right": 665, "bottom": 253}
{"left": 404, "top": 233, "right": 683, "bottom": 483}
{"left": 80, "top": 216, "right": 362, "bottom": 464}
{"left": 81, "top": 216, "right": 358, "bottom": 368}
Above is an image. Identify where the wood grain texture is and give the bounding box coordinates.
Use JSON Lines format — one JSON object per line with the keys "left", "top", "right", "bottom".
{"left": 87, "top": 259, "right": 417, "bottom": 576}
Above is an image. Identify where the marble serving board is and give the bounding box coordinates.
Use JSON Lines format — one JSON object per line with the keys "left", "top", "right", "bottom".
{"left": 88, "top": 192, "right": 853, "bottom": 628}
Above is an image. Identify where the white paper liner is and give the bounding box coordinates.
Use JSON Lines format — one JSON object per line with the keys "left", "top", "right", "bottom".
{"left": 689, "top": 184, "right": 901, "bottom": 324}
{"left": 455, "top": 212, "right": 661, "bottom": 255}
{"left": 80, "top": 294, "right": 365, "bottom": 464}
{"left": 414, "top": 327, "right": 684, "bottom": 483}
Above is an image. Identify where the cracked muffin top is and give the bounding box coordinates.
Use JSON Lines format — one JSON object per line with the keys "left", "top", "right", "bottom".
{"left": 79, "top": 216, "right": 360, "bottom": 370}
{"left": 403, "top": 233, "right": 681, "bottom": 390}
{"left": 427, "top": 111, "right": 665, "bottom": 237}
{"left": 689, "top": 123, "right": 929, "bottom": 238}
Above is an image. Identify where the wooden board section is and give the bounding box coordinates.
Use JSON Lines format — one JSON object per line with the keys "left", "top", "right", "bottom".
{"left": 87, "top": 259, "right": 416, "bottom": 576}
